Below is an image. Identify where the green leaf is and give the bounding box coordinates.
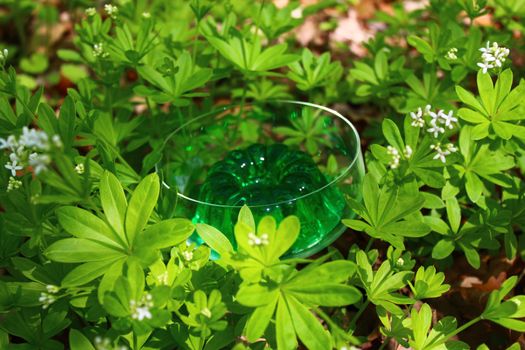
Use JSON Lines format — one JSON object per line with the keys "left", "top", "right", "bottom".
{"left": 286, "top": 295, "right": 331, "bottom": 350}
{"left": 477, "top": 70, "right": 495, "bottom": 116}
{"left": 69, "top": 329, "right": 95, "bottom": 350}
{"left": 238, "top": 205, "right": 255, "bottom": 230}
{"left": 46, "top": 238, "right": 124, "bottom": 263}
{"left": 285, "top": 284, "right": 361, "bottom": 306}
{"left": 56, "top": 206, "right": 122, "bottom": 249}
{"left": 136, "top": 219, "right": 194, "bottom": 250}
{"left": 270, "top": 215, "right": 300, "bottom": 260}
{"left": 125, "top": 173, "right": 160, "bottom": 245}
{"left": 196, "top": 223, "right": 234, "bottom": 256}
{"left": 382, "top": 119, "right": 404, "bottom": 150}
{"left": 244, "top": 297, "right": 278, "bottom": 342}
{"left": 62, "top": 258, "right": 123, "bottom": 287}
{"left": 100, "top": 171, "right": 127, "bottom": 242}
{"left": 276, "top": 296, "right": 298, "bottom": 350}
{"left": 432, "top": 239, "right": 455, "bottom": 260}
{"left": 456, "top": 85, "right": 486, "bottom": 114}
{"left": 407, "top": 35, "right": 435, "bottom": 62}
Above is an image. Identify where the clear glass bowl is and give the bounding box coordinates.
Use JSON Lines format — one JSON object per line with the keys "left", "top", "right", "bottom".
{"left": 156, "top": 100, "right": 364, "bottom": 258}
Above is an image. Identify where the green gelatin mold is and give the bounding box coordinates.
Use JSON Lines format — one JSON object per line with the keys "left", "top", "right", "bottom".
{"left": 194, "top": 143, "right": 347, "bottom": 257}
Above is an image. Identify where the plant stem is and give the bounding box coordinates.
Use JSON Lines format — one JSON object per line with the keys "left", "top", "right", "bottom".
{"left": 378, "top": 337, "right": 390, "bottom": 350}
{"left": 364, "top": 237, "right": 375, "bottom": 252}
{"left": 426, "top": 316, "right": 481, "bottom": 349}
{"left": 348, "top": 299, "right": 370, "bottom": 332}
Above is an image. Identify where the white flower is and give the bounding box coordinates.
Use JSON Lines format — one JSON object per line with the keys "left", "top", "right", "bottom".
{"left": 142, "top": 12, "right": 151, "bottom": 18}
{"left": 430, "top": 143, "right": 457, "bottom": 163}
{"left": 248, "top": 232, "right": 269, "bottom": 246}
{"left": 424, "top": 104, "right": 432, "bottom": 115}
{"left": 291, "top": 7, "right": 303, "bottom": 19}
{"left": 7, "top": 177, "right": 22, "bottom": 192}
{"left": 130, "top": 293, "right": 153, "bottom": 321}
{"left": 410, "top": 107, "right": 425, "bottom": 127}
{"left": 52, "top": 134, "right": 62, "bottom": 148}
{"left": 85, "top": 7, "right": 97, "bottom": 16}
{"left": 438, "top": 110, "right": 458, "bottom": 129}
{"left": 157, "top": 271, "right": 169, "bottom": 285}
{"left": 93, "top": 43, "right": 108, "bottom": 58}
{"left": 0, "top": 48, "right": 8, "bottom": 62}
{"left": 397, "top": 257, "right": 404, "bottom": 266}
{"left": 427, "top": 122, "right": 445, "bottom": 138}
{"left": 445, "top": 47, "right": 458, "bottom": 60}
{"left": 75, "top": 163, "right": 85, "bottom": 174}
{"left": 38, "top": 292, "right": 56, "bottom": 309}
{"left": 200, "top": 307, "right": 212, "bottom": 318}
{"left": 182, "top": 250, "right": 193, "bottom": 261}
{"left": 477, "top": 61, "right": 493, "bottom": 74}
{"left": 5, "top": 153, "right": 23, "bottom": 176}
{"left": 387, "top": 146, "right": 401, "bottom": 169}
{"left": 404, "top": 145, "right": 413, "bottom": 158}
{"left": 29, "top": 153, "right": 50, "bottom": 175}
{"left": 46, "top": 285, "right": 60, "bottom": 294}
{"left": 20, "top": 127, "right": 49, "bottom": 150}
{"left": 478, "top": 41, "right": 510, "bottom": 74}
{"left": 104, "top": 4, "right": 118, "bottom": 19}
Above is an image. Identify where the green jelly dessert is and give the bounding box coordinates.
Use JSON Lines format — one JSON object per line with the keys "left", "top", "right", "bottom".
{"left": 193, "top": 143, "right": 346, "bottom": 257}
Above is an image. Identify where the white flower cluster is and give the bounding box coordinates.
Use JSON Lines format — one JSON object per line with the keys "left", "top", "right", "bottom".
{"left": 7, "top": 176, "right": 22, "bottom": 192}
{"left": 0, "top": 48, "right": 8, "bottom": 64}
{"left": 75, "top": 163, "right": 85, "bottom": 174}
{"left": 1, "top": 127, "right": 61, "bottom": 180}
{"left": 477, "top": 41, "right": 510, "bottom": 74}
{"left": 94, "top": 336, "right": 128, "bottom": 350}
{"left": 85, "top": 7, "right": 97, "bottom": 16}
{"left": 386, "top": 145, "right": 412, "bottom": 169}
{"left": 445, "top": 47, "right": 458, "bottom": 60}
{"left": 38, "top": 285, "right": 60, "bottom": 309}
{"left": 142, "top": 12, "right": 151, "bottom": 18}
{"left": 93, "top": 43, "right": 109, "bottom": 58}
{"left": 430, "top": 142, "right": 457, "bottom": 163}
{"left": 182, "top": 250, "right": 194, "bottom": 261}
{"left": 248, "top": 232, "right": 269, "bottom": 246}
{"left": 104, "top": 4, "right": 118, "bottom": 19}
{"left": 130, "top": 293, "right": 153, "bottom": 321}
{"left": 410, "top": 105, "right": 457, "bottom": 137}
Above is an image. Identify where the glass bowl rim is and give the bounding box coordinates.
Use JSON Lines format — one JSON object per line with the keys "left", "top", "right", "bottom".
{"left": 156, "top": 100, "right": 362, "bottom": 209}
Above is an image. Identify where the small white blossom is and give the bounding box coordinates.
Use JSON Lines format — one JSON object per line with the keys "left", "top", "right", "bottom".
{"left": 0, "top": 48, "right": 8, "bottom": 63}
{"left": 142, "top": 12, "right": 151, "bottom": 18}
{"left": 404, "top": 145, "right": 413, "bottom": 158}
{"left": 46, "top": 285, "right": 60, "bottom": 294}
{"left": 104, "top": 4, "right": 118, "bottom": 19}
{"left": 424, "top": 104, "right": 432, "bottom": 115}
{"left": 7, "top": 177, "right": 22, "bottom": 192}
{"left": 85, "top": 7, "right": 97, "bottom": 16}
{"left": 478, "top": 41, "right": 510, "bottom": 74}
{"left": 52, "top": 134, "right": 62, "bottom": 148}
{"left": 182, "top": 250, "right": 193, "bottom": 261}
{"left": 431, "top": 142, "right": 457, "bottom": 163}
{"left": 445, "top": 47, "right": 458, "bottom": 60}
{"left": 5, "top": 153, "right": 23, "bottom": 176}
{"left": 75, "top": 163, "right": 85, "bottom": 174}
{"left": 410, "top": 107, "right": 425, "bottom": 127}
{"left": 397, "top": 257, "right": 405, "bottom": 266}
{"left": 93, "top": 43, "right": 108, "bottom": 58}
{"left": 427, "top": 122, "right": 445, "bottom": 138}
{"left": 200, "top": 307, "right": 212, "bottom": 318}
{"left": 29, "top": 153, "right": 50, "bottom": 175}
{"left": 291, "top": 7, "right": 303, "bottom": 19}
{"left": 438, "top": 110, "right": 458, "bottom": 129}
{"left": 130, "top": 293, "right": 153, "bottom": 321}
{"left": 248, "top": 232, "right": 269, "bottom": 246}
{"left": 157, "top": 271, "right": 169, "bottom": 285}
{"left": 20, "top": 126, "right": 49, "bottom": 150}
{"left": 94, "top": 337, "right": 126, "bottom": 350}
{"left": 38, "top": 292, "right": 56, "bottom": 309}
{"left": 387, "top": 145, "right": 401, "bottom": 169}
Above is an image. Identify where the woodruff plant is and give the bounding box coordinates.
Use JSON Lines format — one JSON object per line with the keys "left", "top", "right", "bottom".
{"left": 0, "top": 0, "right": 525, "bottom": 349}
